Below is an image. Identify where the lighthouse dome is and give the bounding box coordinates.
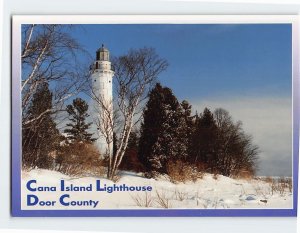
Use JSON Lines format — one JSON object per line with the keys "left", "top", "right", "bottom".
{"left": 96, "top": 44, "right": 110, "bottom": 61}
{"left": 97, "top": 44, "right": 108, "bottom": 52}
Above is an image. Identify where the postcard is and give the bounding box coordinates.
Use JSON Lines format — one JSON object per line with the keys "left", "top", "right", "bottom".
{"left": 12, "top": 15, "right": 299, "bottom": 217}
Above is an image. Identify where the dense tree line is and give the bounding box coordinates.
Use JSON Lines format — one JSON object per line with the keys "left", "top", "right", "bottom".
{"left": 137, "top": 83, "right": 259, "bottom": 178}
{"left": 22, "top": 80, "right": 259, "bottom": 179}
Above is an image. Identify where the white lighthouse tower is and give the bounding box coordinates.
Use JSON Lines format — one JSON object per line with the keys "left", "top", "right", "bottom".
{"left": 91, "top": 44, "right": 114, "bottom": 156}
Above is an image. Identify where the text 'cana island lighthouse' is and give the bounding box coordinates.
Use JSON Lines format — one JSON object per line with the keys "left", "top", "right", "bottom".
{"left": 90, "top": 44, "right": 114, "bottom": 156}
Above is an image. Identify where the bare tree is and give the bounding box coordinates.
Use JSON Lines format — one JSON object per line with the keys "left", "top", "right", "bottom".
{"left": 22, "top": 24, "right": 89, "bottom": 127}
{"left": 89, "top": 47, "right": 168, "bottom": 179}
{"left": 214, "top": 108, "right": 259, "bottom": 177}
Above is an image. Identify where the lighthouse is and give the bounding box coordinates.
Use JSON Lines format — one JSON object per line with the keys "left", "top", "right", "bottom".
{"left": 90, "top": 44, "right": 114, "bottom": 156}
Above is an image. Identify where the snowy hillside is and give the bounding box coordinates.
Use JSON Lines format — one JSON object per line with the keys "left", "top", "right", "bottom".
{"left": 21, "top": 169, "right": 293, "bottom": 210}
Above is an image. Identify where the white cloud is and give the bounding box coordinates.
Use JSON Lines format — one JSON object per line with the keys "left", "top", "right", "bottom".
{"left": 190, "top": 95, "right": 292, "bottom": 176}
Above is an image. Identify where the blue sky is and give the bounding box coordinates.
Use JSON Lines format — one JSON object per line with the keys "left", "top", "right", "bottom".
{"left": 72, "top": 24, "right": 292, "bottom": 100}
{"left": 70, "top": 24, "right": 292, "bottom": 176}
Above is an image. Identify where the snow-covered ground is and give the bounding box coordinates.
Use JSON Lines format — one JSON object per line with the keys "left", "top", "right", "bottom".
{"left": 21, "top": 169, "right": 293, "bottom": 210}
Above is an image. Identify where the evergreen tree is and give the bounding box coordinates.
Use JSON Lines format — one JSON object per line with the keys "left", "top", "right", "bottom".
{"left": 22, "top": 82, "right": 60, "bottom": 169}
{"left": 138, "top": 83, "right": 188, "bottom": 175}
{"left": 138, "top": 83, "right": 166, "bottom": 172}
{"left": 64, "top": 98, "right": 96, "bottom": 143}
{"left": 150, "top": 102, "right": 188, "bottom": 173}
{"left": 190, "top": 108, "right": 218, "bottom": 172}
{"left": 119, "top": 132, "right": 143, "bottom": 172}
{"left": 181, "top": 100, "right": 195, "bottom": 159}
{"left": 181, "top": 100, "right": 193, "bottom": 128}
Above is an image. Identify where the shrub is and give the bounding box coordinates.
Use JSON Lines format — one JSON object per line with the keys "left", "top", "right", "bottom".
{"left": 174, "top": 189, "right": 188, "bottom": 201}
{"left": 166, "top": 160, "right": 202, "bottom": 183}
{"left": 213, "top": 172, "right": 218, "bottom": 180}
{"left": 233, "top": 169, "right": 255, "bottom": 180}
{"left": 264, "top": 176, "right": 274, "bottom": 183}
{"left": 286, "top": 178, "right": 293, "bottom": 193}
{"left": 119, "top": 147, "right": 144, "bottom": 172}
{"left": 130, "top": 192, "right": 153, "bottom": 207}
{"left": 267, "top": 177, "right": 293, "bottom": 195}
{"left": 56, "top": 141, "right": 103, "bottom": 176}
{"left": 155, "top": 189, "right": 171, "bottom": 208}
